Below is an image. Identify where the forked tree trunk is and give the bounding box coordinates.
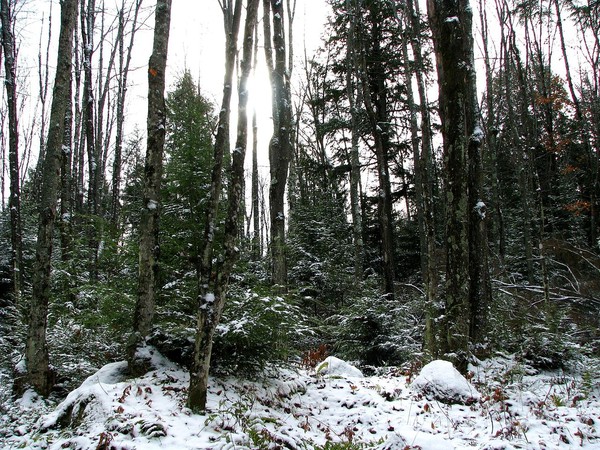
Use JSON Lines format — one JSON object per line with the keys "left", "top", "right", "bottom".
{"left": 25, "top": 0, "right": 78, "bottom": 396}
{"left": 196, "top": 0, "right": 242, "bottom": 302}
{"left": 188, "top": 0, "right": 259, "bottom": 413}
{"left": 130, "top": 0, "right": 172, "bottom": 362}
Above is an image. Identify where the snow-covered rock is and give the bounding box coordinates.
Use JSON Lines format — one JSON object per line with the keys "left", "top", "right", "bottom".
{"left": 411, "top": 359, "right": 480, "bottom": 404}
{"left": 316, "top": 356, "right": 363, "bottom": 378}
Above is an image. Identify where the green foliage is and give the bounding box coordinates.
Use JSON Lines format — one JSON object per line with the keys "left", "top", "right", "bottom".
{"left": 326, "top": 279, "right": 424, "bottom": 368}
{"left": 486, "top": 287, "right": 580, "bottom": 370}
{"left": 288, "top": 191, "right": 355, "bottom": 318}
{"left": 212, "top": 289, "right": 313, "bottom": 375}
{"left": 160, "top": 70, "right": 218, "bottom": 295}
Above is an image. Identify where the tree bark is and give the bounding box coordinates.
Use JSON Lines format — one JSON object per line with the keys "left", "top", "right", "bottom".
{"left": 406, "top": 0, "right": 439, "bottom": 358}
{"left": 25, "top": 0, "right": 78, "bottom": 396}
{"left": 188, "top": 0, "right": 259, "bottom": 413}
{"left": 196, "top": 0, "right": 242, "bottom": 301}
{"left": 427, "top": 0, "right": 488, "bottom": 371}
{"left": 131, "top": 0, "right": 172, "bottom": 357}
{"left": 346, "top": 0, "right": 364, "bottom": 281}
{"left": 267, "top": 0, "right": 293, "bottom": 290}
{"left": 111, "top": 0, "right": 143, "bottom": 227}
{"left": 0, "top": 0, "right": 23, "bottom": 300}
{"left": 251, "top": 25, "right": 261, "bottom": 260}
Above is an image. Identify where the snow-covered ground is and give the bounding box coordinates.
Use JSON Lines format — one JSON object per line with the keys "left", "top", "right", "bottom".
{"left": 1, "top": 349, "right": 599, "bottom": 449}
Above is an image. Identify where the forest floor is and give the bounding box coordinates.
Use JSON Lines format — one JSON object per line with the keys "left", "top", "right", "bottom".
{"left": 0, "top": 349, "right": 599, "bottom": 449}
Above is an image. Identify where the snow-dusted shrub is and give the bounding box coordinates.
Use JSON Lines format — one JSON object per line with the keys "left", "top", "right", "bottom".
{"left": 327, "top": 281, "right": 424, "bottom": 368}
{"left": 487, "top": 288, "right": 579, "bottom": 370}
{"left": 211, "top": 288, "right": 313, "bottom": 375}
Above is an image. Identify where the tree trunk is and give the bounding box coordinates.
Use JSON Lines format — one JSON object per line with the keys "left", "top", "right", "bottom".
{"left": 25, "top": 0, "right": 78, "bottom": 396}
{"left": 196, "top": 0, "right": 242, "bottom": 301}
{"left": 251, "top": 54, "right": 261, "bottom": 260}
{"left": 427, "top": 0, "right": 487, "bottom": 372}
{"left": 0, "top": 0, "right": 23, "bottom": 300}
{"left": 111, "top": 0, "right": 143, "bottom": 228}
{"left": 267, "top": 0, "right": 293, "bottom": 291}
{"left": 406, "top": 0, "right": 439, "bottom": 358}
{"left": 188, "top": 0, "right": 259, "bottom": 413}
{"left": 80, "top": 0, "right": 101, "bottom": 279}
{"left": 60, "top": 64, "right": 74, "bottom": 266}
{"left": 358, "top": 3, "right": 396, "bottom": 299}
{"left": 346, "top": 0, "right": 364, "bottom": 281}
{"left": 130, "top": 0, "right": 172, "bottom": 360}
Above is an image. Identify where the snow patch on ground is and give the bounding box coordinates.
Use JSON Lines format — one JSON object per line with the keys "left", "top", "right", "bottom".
{"left": 0, "top": 353, "right": 599, "bottom": 449}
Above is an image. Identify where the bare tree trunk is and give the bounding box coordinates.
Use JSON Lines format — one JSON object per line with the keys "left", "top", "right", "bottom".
{"left": 346, "top": 0, "right": 364, "bottom": 281}
{"left": 130, "top": 0, "right": 172, "bottom": 364}
{"left": 479, "top": 0, "right": 505, "bottom": 264}
{"left": 188, "top": 0, "right": 259, "bottom": 413}
{"left": 111, "top": 0, "right": 143, "bottom": 227}
{"left": 267, "top": 0, "right": 293, "bottom": 291}
{"left": 0, "top": 0, "right": 23, "bottom": 300}
{"left": 25, "top": 0, "right": 78, "bottom": 396}
{"left": 406, "top": 0, "right": 439, "bottom": 358}
{"left": 80, "top": 0, "right": 100, "bottom": 279}
{"left": 251, "top": 26, "right": 261, "bottom": 259}
{"left": 427, "top": 0, "right": 487, "bottom": 372}
{"left": 196, "top": 0, "right": 242, "bottom": 303}
{"left": 60, "top": 65, "right": 74, "bottom": 265}
{"left": 32, "top": 4, "right": 52, "bottom": 196}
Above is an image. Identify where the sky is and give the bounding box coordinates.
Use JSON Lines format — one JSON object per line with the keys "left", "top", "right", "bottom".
{"left": 1, "top": 0, "right": 330, "bottom": 195}
{"left": 131, "top": 0, "right": 331, "bottom": 160}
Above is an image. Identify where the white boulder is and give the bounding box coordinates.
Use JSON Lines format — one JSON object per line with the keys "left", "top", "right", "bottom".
{"left": 316, "top": 356, "right": 363, "bottom": 378}
{"left": 412, "top": 360, "right": 480, "bottom": 404}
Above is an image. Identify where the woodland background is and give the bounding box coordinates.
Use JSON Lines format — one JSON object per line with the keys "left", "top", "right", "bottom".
{"left": 0, "top": 0, "right": 599, "bottom": 412}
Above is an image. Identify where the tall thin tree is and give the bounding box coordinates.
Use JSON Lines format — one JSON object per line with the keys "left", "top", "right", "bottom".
{"left": 130, "top": 0, "right": 172, "bottom": 366}
{"left": 427, "top": 0, "right": 489, "bottom": 370}
{"left": 188, "top": 0, "right": 260, "bottom": 412}
{"left": 265, "top": 0, "right": 293, "bottom": 290}
{"left": 0, "top": 0, "right": 23, "bottom": 300}
{"left": 25, "top": 0, "right": 79, "bottom": 396}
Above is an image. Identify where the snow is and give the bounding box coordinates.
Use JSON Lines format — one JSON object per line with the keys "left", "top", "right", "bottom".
{"left": 147, "top": 199, "right": 158, "bottom": 210}
{"left": 316, "top": 356, "right": 364, "bottom": 378}
{"left": 411, "top": 359, "right": 480, "bottom": 404}
{"left": 2, "top": 353, "right": 599, "bottom": 449}
{"left": 471, "top": 125, "right": 485, "bottom": 143}
{"left": 474, "top": 201, "right": 487, "bottom": 219}
{"left": 446, "top": 16, "right": 460, "bottom": 23}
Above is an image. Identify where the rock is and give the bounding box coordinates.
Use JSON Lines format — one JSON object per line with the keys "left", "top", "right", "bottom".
{"left": 411, "top": 360, "right": 480, "bottom": 404}
{"left": 316, "top": 356, "right": 363, "bottom": 378}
